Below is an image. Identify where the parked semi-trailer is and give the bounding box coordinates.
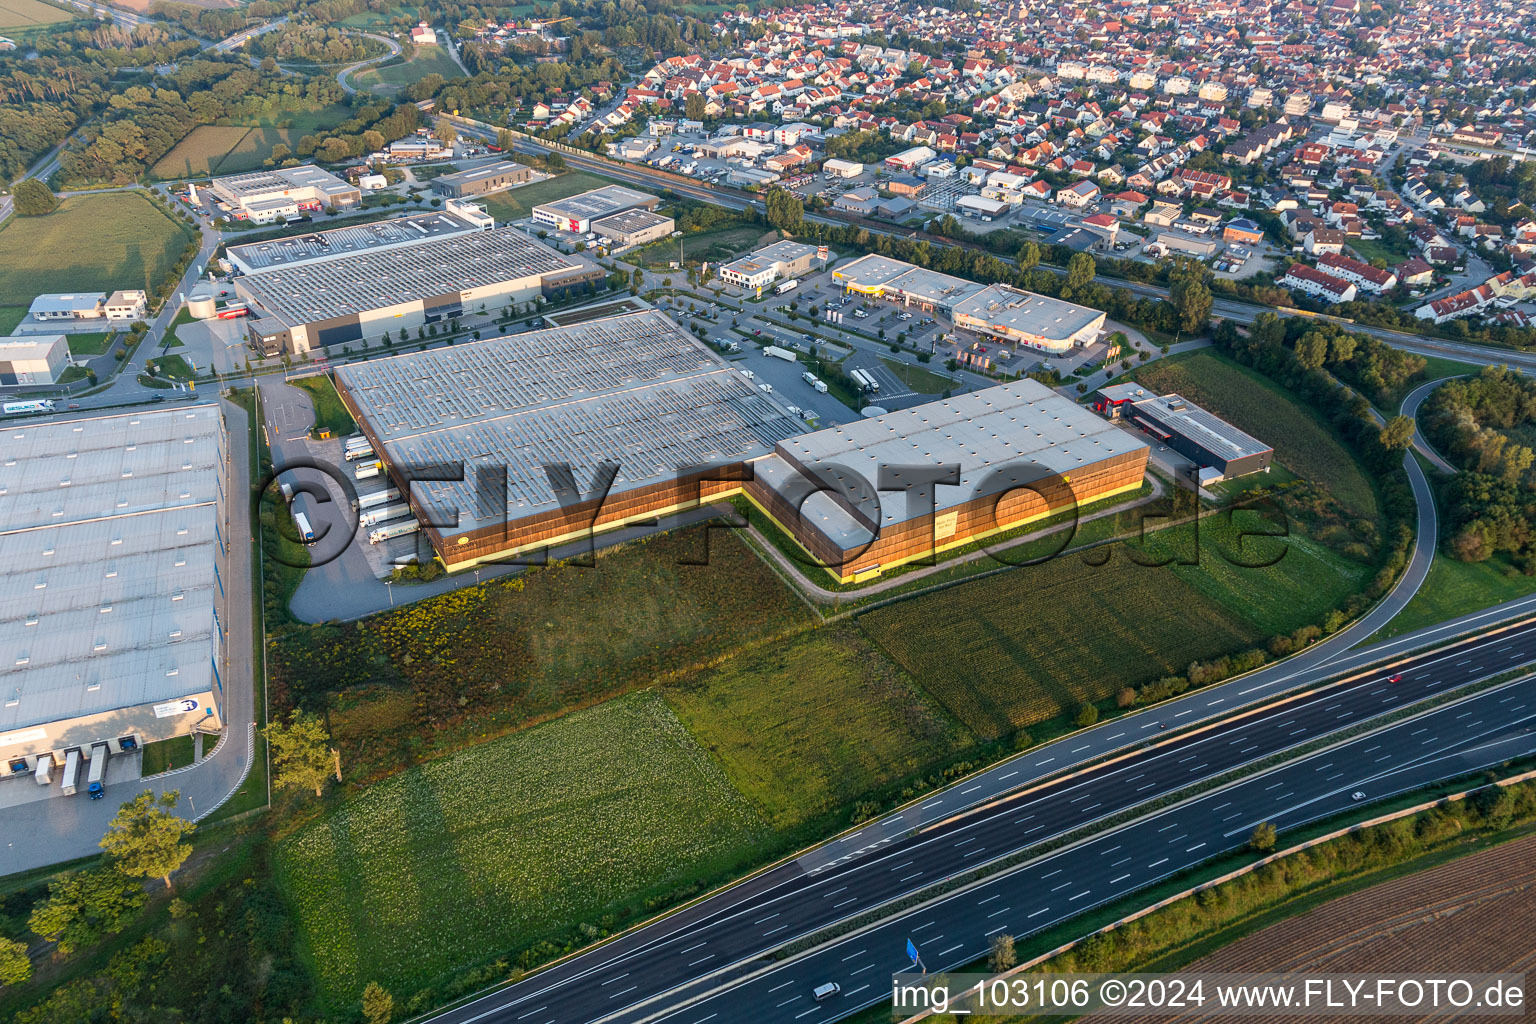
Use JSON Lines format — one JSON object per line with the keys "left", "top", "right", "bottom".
{"left": 775, "top": 279, "right": 799, "bottom": 295}
{"left": 849, "top": 368, "right": 879, "bottom": 392}
{"left": 801, "top": 371, "right": 829, "bottom": 393}
{"left": 60, "top": 749, "right": 82, "bottom": 796}
{"left": 368, "top": 520, "right": 420, "bottom": 544}
{"left": 4, "top": 399, "right": 55, "bottom": 415}
{"left": 33, "top": 754, "right": 52, "bottom": 786}
{"left": 356, "top": 486, "right": 402, "bottom": 510}
{"left": 87, "top": 743, "right": 109, "bottom": 799}
{"left": 359, "top": 502, "right": 413, "bottom": 527}
{"left": 344, "top": 444, "right": 376, "bottom": 462}
{"left": 344, "top": 435, "right": 373, "bottom": 453}
{"left": 763, "top": 345, "right": 797, "bottom": 362}
{"left": 355, "top": 460, "right": 382, "bottom": 480}
{"left": 292, "top": 511, "right": 316, "bottom": 543}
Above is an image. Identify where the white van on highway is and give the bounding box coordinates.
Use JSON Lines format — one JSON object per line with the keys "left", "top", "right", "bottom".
{"left": 813, "top": 983, "right": 841, "bottom": 1001}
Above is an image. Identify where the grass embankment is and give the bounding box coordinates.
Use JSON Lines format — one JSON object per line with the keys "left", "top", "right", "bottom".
{"left": 0, "top": 192, "right": 194, "bottom": 306}
{"left": 351, "top": 43, "right": 463, "bottom": 93}
{"left": 289, "top": 374, "right": 357, "bottom": 438}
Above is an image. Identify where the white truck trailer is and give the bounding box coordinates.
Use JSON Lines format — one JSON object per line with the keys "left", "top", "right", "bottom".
{"left": 763, "top": 345, "right": 798, "bottom": 362}
{"left": 369, "top": 520, "right": 420, "bottom": 544}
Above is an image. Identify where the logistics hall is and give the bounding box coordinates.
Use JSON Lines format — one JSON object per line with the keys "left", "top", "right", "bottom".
{"left": 0, "top": 406, "right": 229, "bottom": 787}
{"left": 335, "top": 311, "right": 1149, "bottom": 581}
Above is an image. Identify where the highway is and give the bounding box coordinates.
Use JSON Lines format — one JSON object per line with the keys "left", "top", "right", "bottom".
{"left": 426, "top": 621, "right": 1536, "bottom": 1024}
{"left": 649, "top": 676, "right": 1536, "bottom": 1024}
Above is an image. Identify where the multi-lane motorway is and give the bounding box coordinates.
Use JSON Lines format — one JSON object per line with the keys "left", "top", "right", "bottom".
{"left": 428, "top": 621, "right": 1536, "bottom": 1024}
{"left": 654, "top": 677, "right": 1536, "bottom": 1024}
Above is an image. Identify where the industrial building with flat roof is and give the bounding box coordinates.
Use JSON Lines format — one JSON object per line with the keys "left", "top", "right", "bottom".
{"left": 0, "top": 405, "right": 229, "bottom": 785}
{"left": 210, "top": 164, "right": 361, "bottom": 223}
{"left": 591, "top": 208, "right": 675, "bottom": 248}
{"left": 832, "top": 255, "right": 1105, "bottom": 352}
{"left": 1093, "top": 383, "right": 1273, "bottom": 480}
{"left": 225, "top": 201, "right": 495, "bottom": 275}
{"left": 718, "top": 240, "right": 825, "bottom": 292}
{"left": 0, "top": 335, "right": 70, "bottom": 385}
{"left": 333, "top": 310, "right": 803, "bottom": 570}
{"left": 235, "top": 226, "right": 603, "bottom": 357}
{"left": 744, "top": 379, "right": 1148, "bottom": 582}
{"left": 430, "top": 160, "right": 532, "bottom": 198}
{"left": 531, "top": 185, "right": 659, "bottom": 234}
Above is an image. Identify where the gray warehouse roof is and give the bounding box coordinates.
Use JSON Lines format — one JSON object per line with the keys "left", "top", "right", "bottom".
{"left": 765, "top": 379, "right": 1149, "bottom": 547}
{"left": 334, "top": 310, "right": 803, "bottom": 538}
{"left": 950, "top": 284, "right": 1105, "bottom": 343}
{"left": 591, "top": 208, "right": 673, "bottom": 236}
{"left": 532, "top": 185, "right": 657, "bottom": 221}
{"left": 1133, "top": 393, "right": 1273, "bottom": 463}
{"left": 0, "top": 405, "right": 225, "bottom": 732}
{"left": 227, "top": 208, "right": 489, "bottom": 272}
{"left": 235, "top": 226, "right": 592, "bottom": 328}
{"left": 433, "top": 160, "right": 528, "bottom": 188}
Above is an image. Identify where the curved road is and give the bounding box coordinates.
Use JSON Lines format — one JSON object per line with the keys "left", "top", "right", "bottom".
{"left": 337, "top": 32, "right": 402, "bottom": 95}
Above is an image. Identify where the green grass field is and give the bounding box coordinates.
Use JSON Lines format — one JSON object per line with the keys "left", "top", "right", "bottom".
{"left": 665, "top": 626, "right": 972, "bottom": 828}
{"left": 480, "top": 172, "right": 619, "bottom": 223}
{"left": 1131, "top": 350, "right": 1379, "bottom": 517}
{"left": 629, "top": 224, "right": 772, "bottom": 268}
{"left": 352, "top": 43, "right": 463, "bottom": 93}
{"left": 0, "top": 0, "right": 71, "bottom": 28}
{"left": 0, "top": 306, "right": 25, "bottom": 335}
{"left": 150, "top": 126, "right": 253, "bottom": 179}
{"left": 272, "top": 528, "right": 816, "bottom": 780}
{"left": 1375, "top": 553, "right": 1536, "bottom": 639}
{"left": 64, "top": 332, "right": 113, "bottom": 357}
{"left": 140, "top": 734, "right": 195, "bottom": 775}
{"left": 860, "top": 542, "right": 1274, "bottom": 739}
{"left": 881, "top": 357, "right": 958, "bottom": 394}
{"left": 290, "top": 373, "right": 357, "bottom": 438}
{"left": 0, "top": 192, "right": 193, "bottom": 307}
{"left": 276, "top": 691, "right": 770, "bottom": 1008}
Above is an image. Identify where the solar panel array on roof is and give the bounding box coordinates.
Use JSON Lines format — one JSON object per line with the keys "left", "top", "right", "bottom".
{"left": 234, "top": 227, "right": 589, "bottom": 327}
{"left": 335, "top": 311, "right": 802, "bottom": 537}
{"left": 227, "top": 210, "right": 486, "bottom": 271}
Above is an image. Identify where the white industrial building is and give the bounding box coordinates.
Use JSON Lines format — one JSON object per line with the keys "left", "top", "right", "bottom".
{"left": 28, "top": 293, "right": 106, "bottom": 322}
{"left": 0, "top": 335, "right": 70, "bottom": 385}
{"left": 0, "top": 405, "right": 230, "bottom": 789}
{"left": 530, "top": 185, "right": 659, "bottom": 235}
{"left": 210, "top": 164, "right": 362, "bottom": 224}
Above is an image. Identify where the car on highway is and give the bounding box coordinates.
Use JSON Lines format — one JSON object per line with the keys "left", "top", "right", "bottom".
{"left": 1352, "top": 791, "right": 1367, "bottom": 801}
{"left": 1388, "top": 673, "right": 1403, "bottom": 683}
{"left": 813, "top": 982, "right": 841, "bottom": 1001}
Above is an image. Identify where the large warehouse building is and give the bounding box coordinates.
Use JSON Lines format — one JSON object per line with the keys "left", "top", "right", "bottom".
{"left": 0, "top": 405, "right": 229, "bottom": 787}
{"left": 333, "top": 310, "right": 803, "bottom": 570}
{"left": 430, "top": 160, "right": 532, "bottom": 198}
{"left": 1093, "top": 383, "right": 1273, "bottom": 480}
{"left": 0, "top": 335, "right": 70, "bottom": 385}
{"left": 209, "top": 164, "right": 362, "bottom": 223}
{"left": 334, "top": 311, "right": 1149, "bottom": 581}
{"left": 235, "top": 225, "right": 602, "bottom": 356}
{"left": 744, "top": 379, "right": 1149, "bottom": 581}
{"left": 531, "top": 185, "right": 659, "bottom": 234}
{"left": 718, "top": 240, "right": 825, "bottom": 292}
{"left": 225, "top": 201, "right": 495, "bottom": 275}
{"left": 591, "top": 208, "right": 675, "bottom": 248}
{"left": 833, "top": 254, "right": 1106, "bottom": 352}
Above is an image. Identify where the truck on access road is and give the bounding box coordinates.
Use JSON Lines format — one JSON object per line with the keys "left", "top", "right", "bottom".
{"left": 775, "top": 279, "right": 799, "bottom": 295}
{"left": 763, "top": 345, "right": 798, "bottom": 362}
{"left": 292, "top": 511, "right": 316, "bottom": 543}
{"left": 4, "top": 399, "right": 55, "bottom": 415}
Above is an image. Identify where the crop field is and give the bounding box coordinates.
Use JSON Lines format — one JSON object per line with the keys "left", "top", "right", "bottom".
{"left": 1171, "top": 833, "right": 1536, "bottom": 980}
{"left": 664, "top": 626, "right": 973, "bottom": 828}
{"left": 856, "top": 507, "right": 1369, "bottom": 742}
{"left": 479, "top": 172, "right": 619, "bottom": 222}
{"left": 858, "top": 550, "right": 1268, "bottom": 739}
{"left": 352, "top": 43, "right": 463, "bottom": 93}
{"left": 0, "top": 0, "right": 71, "bottom": 28}
{"left": 0, "top": 192, "right": 193, "bottom": 307}
{"left": 151, "top": 125, "right": 309, "bottom": 179}
{"left": 275, "top": 691, "right": 770, "bottom": 1008}
{"left": 1131, "top": 351, "right": 1379, "bottom": 517}
{"left": 270, "top": 528, "right": 816, "bottom": 779}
